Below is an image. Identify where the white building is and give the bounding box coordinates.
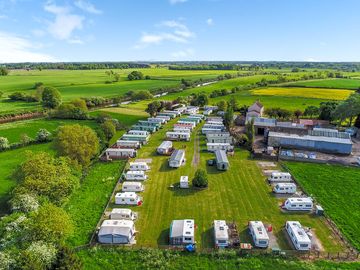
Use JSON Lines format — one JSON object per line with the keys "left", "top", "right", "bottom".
{"left": 177, "top": 121, "right": 196, "bottom": 128}
{"left": 283, "top": 197, "right": 313, "bottom": 211}
{"left": 124, "top": 171, "right": 148, "bottom": 181}
{"left": 173, "top": 127, "right": 191, "bottom": 133}
{"left": 169, "top": 149, "right": 186, "bottom": 168}
{"left": 273, "top": 183, "right": 296, "bottom": 194}
{"left": 179, "top": 176, "right": 189, "bottom": 189}
{"left": 110, "top": 208, "right": 136, "bottom": 220}
{"left": 268, "top": 172, "right": 292, "bottom": 183}
{"left": 129, "top": 162, "right": 150, "bottom": 171}
{"left": 166, "top": 131, "right": 191, "bottom": 141}
{"left": 207, "top": 133, "right": 233, "bottom": 144}
{"left": 213, "top": 220, "right": 229, "bottom": 248}
{"left": 169, "top": 219, "right": 195, "bottom": 245}
{"left": 122, "top": 182, "right": 144, "bottom": 192}
{"left": 105, "top": 148, "right": 137, "bottom": 159}
{"left": 148, "top": 117, "right": 166, "bottom": 124}
{"left": 157, "top": 140, "right": 173, "bottom": 155}
{"left": 207, "top": 143, "right": 233, "bottom": 152}
{"left": 127, "top": 130, "right": 149, "bottom": 136}
{"left": 115, "top": 192, "right": 143, "bottom": 206}
{"left": 185, "top": 106, "right": 199, "bottom": 115}
{"left": 248, "top": 221, "right": 269, "bottom": 248}
{"left": 98, "top": 219, "right": 136, "bottom": 244}
{"left": 285, "top": 221, "right": 311, "bottom": 251}
{"left": 156, "top": 115, "right": 171, "bottom": 121}
{"left": 116, "top": 140, "right": 141, "bottom": 149}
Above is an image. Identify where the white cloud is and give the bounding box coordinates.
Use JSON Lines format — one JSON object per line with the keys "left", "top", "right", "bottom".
{"left": 304, "top": 58, "right": 319, "bottom": 62}
{"left": 171, "top": 48, "right": 194, "bottom": 58}
{"left": 169, "top": 0, "right": 187, "bottom": 4}
{"left": 0, "top": 31, "right": 56, "bottom": 63}
{"left": 206, "top": 18, "right": 213, "bottom": 26}
{"left": 74, "top": 0, "right": 102, "bottom": 14}
{"left": 68, "top": 38, "right": 84, "bottom": 44}
{"left": 31, "top": 29, "right": 46, "bottom": 37}
{"left": 44, "top": 2, "right": 84, "bottom": 41}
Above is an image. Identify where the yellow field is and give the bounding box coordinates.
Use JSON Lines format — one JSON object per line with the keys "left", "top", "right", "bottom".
{"left": 252, "top": 87, "right": 353, "bottom": 100}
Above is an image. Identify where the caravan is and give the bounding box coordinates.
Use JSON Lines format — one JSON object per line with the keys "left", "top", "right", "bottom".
{"left": 248, "top": 221, "right": 269, "bottom": 248}
{"left": 147, "top": 117, "right": 166, "bottom": 124}
{"left": 273, "top": 183, "right": 297, "bottom": 194}
{"left": 98, "top": 219, "right": 136, "bottom": 244}
{"left": 110, "top": 208, "right": 136, "bottom": 220}
{"left": 121, "top": 134, "right": 150, "bottom": 144}
{"left": 115, "top": 192, "right": 143, "bottom": 206}
{"left": 105, "top": 148, "right": 136, "bottom": 159}
{"left": 127, "top": 130, "right": 149, "bottom": 136}
{"left": 166, "top": 131, "right": 191, "bottom": 141}
{"left": 283, "top": 197, "right": 313, "bottom": 211}
{"left": 116, "top": 140, "right": 141, "bottom": 149}
{"left": 129, "top": 162, "right": 150, "bottom": 171}
{"left": 157, "top": 141, "right": 173, "bottom": 155}
{"left": 268, "top": 172, "right": 292, "bottom": 183}
{"left": 213, "top": 220, "right": 230, "bottom": 248}
{"left": 122, "top": 182, "right": 144, "bottom": 192}
{"left": 207, "top": 143, "right": 233, "bottom": 152}
{"left": 285, "top": 221, "right": 311, "bottom": 251}
{"left": 124, "top": 171, "right": 148, "bottom": 181}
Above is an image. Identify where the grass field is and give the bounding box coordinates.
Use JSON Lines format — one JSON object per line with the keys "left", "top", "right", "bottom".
{"left": 285, "top": 162, "right": 360, "bottom": 251}
{"left": 104, "top": 119, "right": 343, "bottom": 251}
{"left": 285, "top": 79, "right": 360, "bottom": 89}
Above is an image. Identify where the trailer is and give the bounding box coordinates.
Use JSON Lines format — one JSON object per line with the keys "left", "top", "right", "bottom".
{"left": 268, "top": 172, "right": 292, "bottom": 183}
{"left": 157, "top": 140, "right": 173, "bottom": 155}
{"left": 166, "top": 131, "right": 191, "bottom": 141}
{"left": 105, "top": 148, "right": 137, "bottom": 159}
{"left": 129, "top": 162, "right": 150, "bottom": 171}
{"left": 285, "top": 221, "right": 311, "bottom": 251}
{"left": 122, "top": 182, "right": 144, "bottom": 192}
{"left": 115, "top": 192, "right": 143, "bottom": 206}
{"left": 174, "top": 123, "right": 194, "bottom": 130}
{"left": 173, "top": 127, "right": 191, "bottom": 133}
{"left": 273, "top": 183, "right": 296, "bottom": 194}
{"left": 127, "top": 130, "right": 149, "bottom": 136}
{"left": 283, "top": 197, "right": 313, "bottom": 211}
{"left": 121, "top": 134, "right": 150, "bottom": 144}
{"left": 248, "top": 221, "right": 269, "bottom": 248}
{"left": 110, "top": 208, "right": 137, "bottom": 220}
{"left": 116, "top": 140, "right": 141, "bottom": 149}
{"left": 124, "top": 171, "right": 148, "bottom": 181}
{"left": 207, "top": 143, "right": 233, "bottom": 152}
{"left": 132, "top": 125, "right": 157, "bottom": 133}
{"left": 213, "top": 220, "right": 230, "bottom": 248}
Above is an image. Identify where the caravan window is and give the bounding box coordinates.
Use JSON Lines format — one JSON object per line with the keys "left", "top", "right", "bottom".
{"left": 300, "top": 244, "right": 309, "bottom": 248}
{"left": 218, "top": 240, "right": 227, "bottom": 244}
{"left": 184, "top": 237, "right": 192, "bottom": 241}
{"left": 259, "top": 240, "right": 267, "bottom": 245}
{"left": 305, "top": 204, "right": 312, "bottom": 207}
{"left": 130, "top": 199, "right": 135, "bottom": 202}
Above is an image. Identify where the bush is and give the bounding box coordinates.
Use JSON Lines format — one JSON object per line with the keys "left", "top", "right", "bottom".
{"left": 8, "top": 92, "right": 38, "bottom": 102}
{"left": 10, "top": 193, "right": 39, "bottom": 213}
{"left": 42, "top": 87, "right": 62, "bottom": 109}
{"left": 192, "top": 169, "right": 208, "bottom": 188}
{"left": 0, "top": 137, "right": 10, "bottom": 150}
{"left": 128, "top": 71, "right": 144, "bottom": 80}
{"left": 36, "top": 129, "right": 52, "bottom": 142}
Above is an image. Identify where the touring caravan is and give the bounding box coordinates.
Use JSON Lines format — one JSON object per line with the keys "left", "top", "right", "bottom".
{"left": 207, "top": 143, "right": 233, "bottom": 152}
{"left": 124, "top": 171, "right": 148, "bottom": 181}
{"left": 248, "top": 221, "right": 269, "bottom": 248}
{"left": 105, "top": 148, "right": 137, "bottom": 159}
{"left": 285, "top": 221, "right": 311, "bottom": 251}
{"left": 273, "top": 183, "right": 297, "bottom": 194}
{"left": 166, "top": 131, "right": 191, "bottom": 141}
{"left": 213, "top": 220, "right": 230, "bottom": 248}
{"left": 122, "top": 182, "right": 144, "bottom": 192}
{"left": 127, "top": 130, "right": 149, "bottom": 136}
{"left": 116, "top": 140, "right": 141, "bottom": 149}
{"left": 98, "top": 219, "right": 136, "bottom": 244}
{"left": 283, "top": 197, "right": 313, "bottom": 211}
{"left": 110, "top": 208, "right": 136, "bottom": 220}
{"left": 157, "top": 141, "right": 173, "bottom": 155}
{"left": 129, "top": 162, "right": 150, "bottom": 171}
{"left": 268, "top": 172, "right": 292, "bottom": 183}
{"left": 115, "top": 192, "right": 143, "bottom": 206}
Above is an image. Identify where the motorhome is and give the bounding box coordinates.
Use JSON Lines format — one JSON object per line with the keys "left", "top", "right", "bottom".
{"left": 115, "top": 192, "right": 143, "bottom": 206}
{"left": 283, "top": 197, "right": 313, "bottom": 211}
{"left": 124, "top": 171, "right": 148, "bottom": 181}
{"left": 273, "top": 183, "right": 297, "bottom": 194}
{"left": 285, "top": 221, "right": 311, "bottom": 251}
{"left": 213, "top": 220, "right": 230, "bottom": 248}
{"left": 248, "top": 221, "right": 269, "bottom": 248}
{"left": 129, "top": 162, "right": 150, "bottom": 171}
{"left": 268, "top": 172, "right": 292, "bottom": 183}
{"left": 166, "top": 131, "right": 191, "bottom": 141}
{"left": 122, "top": 182, "right": 144, "bottom": 192}
{"left": 169, "top": 219, "right": 195, "bottom": 245}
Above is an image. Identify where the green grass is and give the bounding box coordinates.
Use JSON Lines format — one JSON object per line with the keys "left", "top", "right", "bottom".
{"left": 0, "top": 143, "right": 55, "bottom": 215}
{"left": 106, "top": 119, "right": 343, "bottom": 251}
{"left": 285, "top": 162, "right": 360, "bottom": 251}
{"left": 285, "top": 78, "right": 360, "bottom": 89}
{"left": 65, "top": 161, "right": 126, "bottom": 247}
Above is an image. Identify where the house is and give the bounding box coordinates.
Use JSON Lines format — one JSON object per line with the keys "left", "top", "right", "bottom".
{"left": 132, "top": 125, "right": 157, "bottom": 133}
{"left": 115, "top": 192, "right": 143, "bottom": 206}
{"left": 215, "top": 150, "right": 229, "bottom": 171}
{"left": 248, "top": 221, "right": 269, "bottom": 248}
{"left": 166, "top": 131, "right": 191, "bottom": 141}
{"left": 179, "top": 176, "right": 189, "bottom": 189}
{"left": 185, "top": 106, "right": 199, "bottom": 115}
{"left": 105, "top": 148, "right": 137, "bottom": 159}
{"left": 157, "top": 140, "right": 173, "bottom": 155}
{"left": 122, "top": 182, "right": 144, "bottom": 192}
{"left": 98, "top": 219, "right": 136, "bottom": 244}
{"left": 147, "top": 117, "right": 165, "bottom": 124}
{"left": 110, "top": 209, "right": 136, "bottom": 220}
{"left": 169, "top": 219, "right": 195, "bottom": 245}
{"left": 246, "top": 101, "right": 264, "bottom": 122}
{"left": 124, "top": 171, "right": 148, "bottom": 181}
{"left": 207, "top": 143, "right": 233, "bottom": 152}
{"left": 273, "top": 183, "right": 296, "bottom": 194}
{"left": 121, "top": 134, "right": 150, "bottom": 144}
{"left": 282, "top": 197, "right": 313, "bottom": 211}
{"left": 207, "top": 133, "right": 233, "bottom": 144}
{"left": 169, "top": 149, "right": 186, "bottom": 168}
{"left": 129, "top": 162, "right": 150, "bottom": 171}
{"left": 285, "top": 221, "right": 311, "bottom": 251}
{"left": 127, "top": 130, "right": 149, "bottom": 136}
{"left": 268, "top": 172, "right": 292, "bottom": 183}
{"left": 213, "top": 220, "right": 229, "bottom": 248}
{"left": 116, "top": 140, "right": 141, "bottom": 149}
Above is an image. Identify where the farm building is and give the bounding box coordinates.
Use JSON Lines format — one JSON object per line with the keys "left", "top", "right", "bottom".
{"left": 132, "top": 125, "right": 157, "bottom": 133}
{"left": 282, "top": 197, "right": 313, "bottom": 211}
{"left": 110, "top": 208, "right": 136, "bottom": 220}
{"left": 121, "top": 134, "right": 150, "bottom": 144}
{"left": 213, "top": 220, "right": 229, "bottom": 248}
{"left": 248, "top": 221, "right": 269, "bottom": 248}
{"left": 299, "top": 119, "right": 330, "bottom": 129}
{"left": 138, "top": 120, "right": 161, "bottom": 129}
{"left": 98, "top": 219, "right": 136, "bottom": 244}
{"left": 169, "top": 149, "right": 186, "bottom": 168}
{"left": 285, "top": 221, "right": 311, "bottom": 251}
{"left": 185, "top": 106, "right": 199, "bottom": 115}
{"left": 267, "top": 131, "right": 352, "bottom": 155}
{"left": 246, "top": 101, "right": 264, "bottom": 121}
{"left": 268, "top": 172, "right": 292, "bottom": 183}
{"left": 253, "top": 117, "right": 276, "bottom": 135}
{"left": 157, "top": 140, "right": 173, "bottom": 155}
{"left": 179, "top": 176, "right": 189, "bottom": 189}
{"left": 166, "top": 131, "right": 191, "bottom": 141}
{"left": 122, "top": 182, "right": 144, "bottom": 192}
{"left": 156, "top": 115, "right": 171, "bottom": 121}
{"left": 116, "top": 140, "right": 141, "bottom": 149}
{"left": 207, "top": 143, "right": 233, "bottom": 152}
{"left": 273, "top": 183, "right": 296, "bottom": 194}
{"left": 207, "top": 133, "right": 233, "bottom": 144}
{"left": 129, "top": 162, "right": 150, "bottom": 171}
{"left": 147, "top": 117, "right": 166, "bottom": 124}
{"left": 105, "top": 148, "right": 137, "bottom": 159}
{"left": 214, "top": 150, "right": 229, "bottom": 171}
{"left": 127, "top": 130, "right": 149, "bottom": 136}
{"left": 115, "top": 192, "right": 143, "bottom": 206}
{"left": 124, "top": 171, "right": 148, "bottom": 181}
{"left": 169, "top": 219, "right": 195, "bottom": 245}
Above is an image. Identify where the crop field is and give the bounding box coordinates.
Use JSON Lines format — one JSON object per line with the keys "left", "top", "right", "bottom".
{"left": 285, "top": 162, "right": 360, "bottom": 251}
{"left": 105, "top": 119, "right": 343, "bottom": 251}
{"left": 285, "top": 79, "right": 360, "bottom": 89}
{"left": 252, "top": 87, "right": 352, "bottom": 100}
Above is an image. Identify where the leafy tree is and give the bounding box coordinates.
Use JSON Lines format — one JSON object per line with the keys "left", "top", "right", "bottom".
{"left": 53, "top": 246, "right": 83, "bottom": 270}
{"left": 52, "top": 103, "right": 88, "bottom": 120}
{"left": 354, "top": 114, "right": 360, "bottom": 128}
{"left": 36, "top": 129, "right": 52, "bottom": 142}
{"left": 304, "top": 106, "right": 320, "bottom": 118}
{"left": 0, "top": 137, "right": 10, "bottom": 150}
{"left": 239, "top": 105, "right": 249, "bottom": 116}
{"left": 42, "top": 87, "right": 62, "bottom": 109}
{"left": 217, "top": 100, "right": 228, "bottom": 112}
{"left": 228, "top": 96, "right": 238, "bottom": 111}
{"left": 224, "top": 106, "right": 234, "bottom": 129}
{"left": 196, "top": 93, "right": 209, "bottom": 107}
{"left": 10, "top": 193, "right": 39, "bottom": 213}
{"left": 146, "top": 101, "right": 162, "bottom": 117}
{"left": 0, "top": 67, "right": 9, "bottom": 76}
{"left": 245, "top": 118, "right": 255, "bottom": 151}
{"left": 131, "top": 90, "right": 153, "bottom": 101}
{"left": 21, "top": 241, "right": 57, "bottom": 270}
{"left": 95, "top": 112, "right": 112, "bottom": 123}
{"left": 101, "top": 119, "right": 116, "bottom": 140}
{"left": 71, "top": 99, "right": 88, "bottom": 111}
{"left": 192, "top": 169, "right": 208, "bottom": 188}
{"left": 128, "top": 71, "right": 144, "bottom": 80}
{"left": 319, "top": 101, "right": 338, "bottom": 121}
{"left": 294, "top": 109, "right": 303, "bottom": 119}
{"left": 33, "top": 82, "right": 44, "bottom": 89}
{"left": 332, "top": 93, "right": 360, "bottom": 126}
{"left": 55, "top": 124, "right": 99, "bottom": 167}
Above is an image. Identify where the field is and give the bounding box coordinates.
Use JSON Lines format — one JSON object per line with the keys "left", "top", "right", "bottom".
{"left": 285, "top": 78, "right": 360, "bottom": 89}
{"left": 105, "top": 119, "right": 343, "bottom": 251}
{"left": 285, "top": 162, "right": 360, "bottom": 250}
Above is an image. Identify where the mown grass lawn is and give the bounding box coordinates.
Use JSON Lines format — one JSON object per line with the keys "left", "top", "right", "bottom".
{"left": 110, "top": 119, "right": 343, "bottom": 251}
{"left": 284, "top": 162, "right": 360, "bottom": 251}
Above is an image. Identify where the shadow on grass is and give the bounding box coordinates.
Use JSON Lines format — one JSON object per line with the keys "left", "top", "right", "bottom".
{"left": 205, "top": 164, "right": 225, "bottom": 175}
{"left": 159, "top": 160, "right": 175, "bottom": 172}
{"left": 238, "top": 226, "right": 252, "bottom": 243}
{"left": 157, "top": 228, "right": 170, "bottom": 246}
{"left": 201, "top": 227, "right": 214, "bottom": 248}
{"left": 168, "top": 183, "right": 204, "bottom": 197}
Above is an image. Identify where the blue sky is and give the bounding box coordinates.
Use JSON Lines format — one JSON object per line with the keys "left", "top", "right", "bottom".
{"left": 1, "top": 0, "right": 360, "bottom": 62}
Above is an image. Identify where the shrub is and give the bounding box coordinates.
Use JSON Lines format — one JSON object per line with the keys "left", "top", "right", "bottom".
{"left": 128, "top": 71, "right": 144, "bottom": 80}
{"left": 192, "top": 169, "right": 208, "bottom": 188}
{"left": 42, "top": 87, "right": 62, "bottom": 109}
{"left": 22, "top": 241, "right": 57, "bottom": 269}
{"left": 0, "top": 137, "right": 10, "bottom": 150}
{"left": 10, "top": 193, "right": 39, "bottom": 213}
{"left": 36, "top": 129, "right": 52, "bottom": 142}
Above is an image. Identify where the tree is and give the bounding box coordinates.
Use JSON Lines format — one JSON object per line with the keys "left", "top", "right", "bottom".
{"left": 36, "top": 129, "right": 52, "bottom": 142}
{"left": 217, "top": 100, "right": 228, "bottom": 112}
{"left": 101, "top": 119, "right": 116, "bottom": 140}
{"left": 33, "top": 82, "right": 44, "bottom": 89}
{"left": 42, "top": 87, "right": 62, "bottom": 109}
{"left": 20, "top": 133, "right": 32, "bottom": 146}
{"left": 196, "top": 93, "right": 209, "bottom": 107}
{"left": 131, "top": 90, "right": 153, "bottom": 101}
{"left": 21, "top": 241, "right": 57, "bottom": 270}
{"left": 294, "top": 109, "right": 303, "bottom": 119}
{"left": 0, "top": 67, "right": 9, "bottom": 76}
{"left": 53, "top": 246, "right": 83, "bottom": 270}
{"left": 245, "top": 118, "right": 255, "bottom": 151}
{"left": 128, "top": 71, "right": 144, "bottom": 80}
{"left": 304, "top": 106, "right": 319, "bottom": 118}
{"left": 55, "top": 124, "right": 99, "bottom": 167}
{"left": 71, "top": 99, "right": 88, "bottom": 111}
{"left": 10, "top": 193, "right": 39, "bottom": 213}
{"left": 319, "top": 101, "right": 338, "bottom": 121}
{"left": 146, "top": 101, "right": 162, "bottom": 117}
{"left": 228, "top": 97, "right": 238, "bottom": 111}
{"left": 192, "top": 169, "right": 208, "bottom": 188}
{"left": 224, "top": 106, "right": 234, "bottom": 130}
{"left": 332, "top": 93, "right": 360, "bottom": 126}
{"left": 0, "top": 137, "right": 10, "bottom": 150}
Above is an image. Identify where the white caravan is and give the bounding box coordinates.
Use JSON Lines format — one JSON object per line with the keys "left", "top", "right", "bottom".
{"left": 268, "top": 172, "right": 292, "bottom": 183}
{"left": 115, "top": 192, "right": 143, "bottom": 206}
{"left": 285, "top": 221, "right": 311, "bottom": 251}
{"left": 166, "top": 131, "right": 191, "bottom": 141}
{"left": 122, "top": 182, "right": 144, "bottom": 192}
{"left": 124, "top": 171, "right": 148, "bottom": 181}
{"left": 248, "top": 221, "right": 269, "bottom": 248}
{"left": 127, "top": 130, "right": 149, "bottom": 136}
{"left": 129, "top": 162, "right": 150, "bottom": 171}
{"left": 213, "top": 220, "right": 230, "bottom": 248}
{"left": 273, "top": 183, "right": 297, "bottom": 194}
{"left": 116, "top": 140, "right": 141, "bottom": 149}
{"left": 283, "top": 197, "right": 313, "bottom": 211}
{"left": 110, "top": 208, "right": 137, "bottom": 220}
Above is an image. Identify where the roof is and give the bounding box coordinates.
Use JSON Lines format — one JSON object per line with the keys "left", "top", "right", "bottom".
{"left": 106, "top": 148, "right": 136, "bottom": 153}
{"left": 207, "top": 132, "right": 231, "bottom": 138}
{"left": 110, "top": 208, "right": 132, "bottom": 215}
{"left": 248, "top": 101, "right": 263, "bottom": 113}
{"left": 215, "top": 150, "right": 229, "bottom": 164}
{"left": 126, "top": 171, "right": 145, "bottom": 175}
{"left": 122, "top": 134, "right": 148, "bottom": 138}
{"left": 170, "top": 149, "right": 185, "bottom": 162}
{"left": 275, "top": 182, "right": 296, "bottom": 188}
{"left": 166, "top": 131, "right": 190, "bottom": 136}
{"left": 99, "top": 219, "right": 134, "bottom": 237}
{"left": 117, "top": 140, "right": 140, "bottom": 144}
{"left": 170, "top": 219, "right": 194, "bottom": 238}
{"left": 249, "top": 221, "right": 269, "bottom": 240}
{"left": 268, "top": 131, "right": 352, "bottom": 145}
{"left": 115, "top": 192, "right": 138, "bottom": 199}
{"left": 253, "top": 117, "right": 276, "bottom": 127}
{"left": 180, "top": 176, "right": 188, "bottom": 183}
{"left": 208, "top": 143, "right": 231, "bottom": 146}
{"left": 130, "top": 162, "right": 147, "bottom": 166}
{"left": 271, "top": 172, "right": 291, "bottom": 177}
{"left": 128, "top": 130, "right": 148, "bottom": 134}
{"left": 158, "top": 141, "right": 173, "bottom": 149}
{"left": 122, "top": 182, "right": 143, "bottom": 187}
{"left": 214, "top": 220, "right": 229, "bottom": 240}
{"left": 286, "top": 221, "right": 311, "bottom": 243}
{"left": 286, "top": 197, "right": 312, "bottom": 204}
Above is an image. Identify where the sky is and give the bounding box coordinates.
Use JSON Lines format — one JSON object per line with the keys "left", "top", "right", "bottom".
{"left": 1, "top": 0, "right": 360, "bottom": 62}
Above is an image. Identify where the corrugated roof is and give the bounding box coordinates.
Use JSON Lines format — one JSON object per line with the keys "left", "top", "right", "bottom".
{"left": 269, "top": 131, "right": 352, "bottom": 144}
